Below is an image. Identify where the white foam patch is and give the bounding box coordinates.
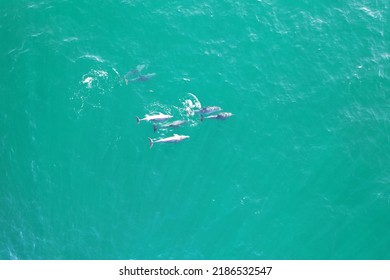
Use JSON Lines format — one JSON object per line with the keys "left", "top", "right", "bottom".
{"left": 112, "top": 67, "right": 121, "bottom": 78}
{"left": 94, "top": 70, "right": 108, "bottom": 77}
{"left": 182, "top": 92, "right": 202, "bottom": 116}
{"left": 80, "top": 69, "right": 109, "bottom": 89}
{"left": 82, "top": 77, "right": 93, "bottom": 88}
{"left": 358, "top": 6, "right": 382, "bottom": 19}
{"left": 63, "top": 37, "right": 79, "bottom": 42}
{"left": 80, "top": 54, "right": 105, "bottom": 63}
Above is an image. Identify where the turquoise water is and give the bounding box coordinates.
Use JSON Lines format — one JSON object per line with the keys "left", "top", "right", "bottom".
{"left": 1, "top": 0, "right": 389, "bottom": 259}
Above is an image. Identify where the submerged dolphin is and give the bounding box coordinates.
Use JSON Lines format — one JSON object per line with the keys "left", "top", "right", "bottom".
{"left": 136, "top": 113, "right": 173, "bottom": 124}
{"left": 194, "top": 106, "right": 222, "bottom": 115}
{"left": 153, "top": 120, "right": 187, "bottom": 132}
{"left": 124, "top": 64, "right": 145, "bottom": 77}
{"left": 123, "top": 64, "right": 146, "bottom": 84}
{"left": 148, "top": 134, "right": 189, "bottom": 148}
{"left": 201, "top": 112, "right": 233, "bottom": 122}
{"left": 129, "top": 73, "right": 156, "bottom": 82}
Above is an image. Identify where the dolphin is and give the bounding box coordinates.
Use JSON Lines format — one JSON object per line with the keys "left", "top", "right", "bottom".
{"left": 200, "top": 112, "right": 233, "bottom": 122}
{"left": 194, "top": 106, "right": 222, "bottom": 115}
{"left": 148, "top": 134, "right": 190, "bottom": 148}
{"left": 136, "top": 113, "right": 173, "bottom": 124}
{"left": 123, "top": 64, "right": 146, "bottom": 84}
{"left": 129, "top": 73, "right": 156, "bottom": 82}
{"left": 124, "top": 64, "right": 145, "bottom": 77}
{"left": 153, "top": 120, "right": 187, "bottom": 132}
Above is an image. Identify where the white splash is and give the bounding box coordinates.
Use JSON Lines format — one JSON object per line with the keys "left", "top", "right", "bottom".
{"left": 182, "top": 92, "right": 202, "bottom": 116}
{"left": 82, "top": 77, "right": 93, "bottom": 88}
{"left": 94, "top": 70, "right": 108, "bottom": 77}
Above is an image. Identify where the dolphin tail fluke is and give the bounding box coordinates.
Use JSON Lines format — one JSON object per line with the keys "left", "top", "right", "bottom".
{"left": 148, "top": 137, "right": 153, "bottom": 149}
{"left": 153, "top": 124, "right": 158, "bottom": 132}
{"left": 136, "top": 116, "right": 140, "bottom": 125}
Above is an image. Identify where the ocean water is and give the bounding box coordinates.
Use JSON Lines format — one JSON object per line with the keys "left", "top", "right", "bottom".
{"left": 1, "top": 0, "right": 389, "bottom": 260}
